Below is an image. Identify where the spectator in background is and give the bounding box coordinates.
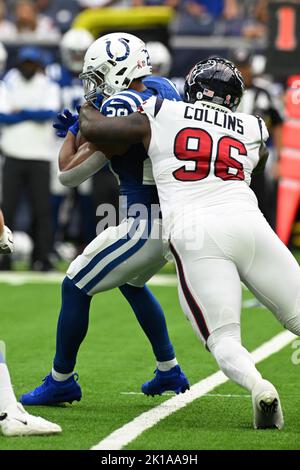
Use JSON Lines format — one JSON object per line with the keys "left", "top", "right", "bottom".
{"left": 14, "top": 0, "right": 61, "bottom": 39}
{"left": 242, "top": 0, "right": 268, "bottom": 39}
{"left": 176, "top": 0, "right": 242, "bottom": 35}
{"left": 132, "top": 1, "right": 179, "bottom": 6}
{"left": 77, "top": 0, "right": 132, "bottom": 7}
{"left": 232, "top": 49, "right": 283, "bottom": 228}
{"left": 35, "top": 0, "right": 80, "bottom": 32}
{"left": 0, "top": 47, "right": 60, "bottom": 271}
{"left": 0, "top": 0, "right": 17, "bottom": 40}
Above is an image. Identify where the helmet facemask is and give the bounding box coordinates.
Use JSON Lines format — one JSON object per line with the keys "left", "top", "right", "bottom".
{"left": 80, "top": 63, "right": 118, "bottom": 107}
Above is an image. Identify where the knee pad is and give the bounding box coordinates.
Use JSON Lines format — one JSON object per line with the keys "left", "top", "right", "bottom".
{"left": 207, "top": 323, "right": 241, "bottom": 352}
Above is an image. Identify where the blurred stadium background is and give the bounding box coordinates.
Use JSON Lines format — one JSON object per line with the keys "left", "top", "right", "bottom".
{"left": 0, "top": 0, "right": 299, "bottom": 271}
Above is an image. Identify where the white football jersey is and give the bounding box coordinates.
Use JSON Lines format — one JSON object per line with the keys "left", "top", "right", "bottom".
{"left": 141, "top": 97, "right": 269, "bottom": 239}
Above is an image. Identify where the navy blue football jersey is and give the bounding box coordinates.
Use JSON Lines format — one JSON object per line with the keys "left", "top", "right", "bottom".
{"left": 100, "top": 76, "right": 182, "bottom": 209}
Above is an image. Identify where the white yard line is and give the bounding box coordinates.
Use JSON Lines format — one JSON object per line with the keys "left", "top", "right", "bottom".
{"left": 120, "top": 392, "right": 251, "bottom": 398}
{"left": 0, "top": 272, "right": 178, "bottom": 286}
{"left": 91, "top": 330, "right": 296, "bottom": 451}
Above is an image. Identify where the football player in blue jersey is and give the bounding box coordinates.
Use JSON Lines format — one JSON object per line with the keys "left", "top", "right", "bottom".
{"left": 21, "top": 33, "right": 189, "bottom": 406}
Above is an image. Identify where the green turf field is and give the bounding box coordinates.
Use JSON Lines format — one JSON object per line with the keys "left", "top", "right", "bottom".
{"left": 0, "top": 276, "right": 299, "bottom": 450}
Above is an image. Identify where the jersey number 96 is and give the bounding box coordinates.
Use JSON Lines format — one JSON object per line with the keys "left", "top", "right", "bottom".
{"left": 173, "top": 127, "right": 247, "bottom": 182}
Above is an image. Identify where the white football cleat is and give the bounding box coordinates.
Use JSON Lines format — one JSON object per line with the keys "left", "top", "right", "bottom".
{"left": 252, "top": 380, "right": 284, "bottom": 430}
{"left": 0, "top": 402, "right": 62, "bottom": 436}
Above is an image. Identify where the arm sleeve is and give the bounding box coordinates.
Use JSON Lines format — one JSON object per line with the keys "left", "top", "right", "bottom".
{"left": 58, "top": 150, "right": 108, "bottom": 187}
{"left": 19, "top": 110, "right": 57, "bottom": 121}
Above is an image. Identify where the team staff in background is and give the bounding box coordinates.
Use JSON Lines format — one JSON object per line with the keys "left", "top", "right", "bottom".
{"left": 0, "top": 46, "right": 60, "bottom": 271}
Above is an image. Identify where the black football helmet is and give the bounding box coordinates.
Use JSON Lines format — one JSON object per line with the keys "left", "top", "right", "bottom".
{"left": 184, "top": 57, "right": 245, "bottom": 111}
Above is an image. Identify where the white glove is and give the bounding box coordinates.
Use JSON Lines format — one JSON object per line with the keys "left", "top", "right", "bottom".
{"left": 0, "top": 226, "right": 13, "bottom": 254}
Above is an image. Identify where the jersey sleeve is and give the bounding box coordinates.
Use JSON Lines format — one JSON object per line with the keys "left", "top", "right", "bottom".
{"left": 257, "top": 116, "right": 269, "bottom": 142}
{"left": 138, "top": 96, "right": 163, "bottom": 119}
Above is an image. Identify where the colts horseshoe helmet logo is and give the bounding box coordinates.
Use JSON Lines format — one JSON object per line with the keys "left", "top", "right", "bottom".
{"left": 105, "top": 38, "right": 130, "bottom": 62}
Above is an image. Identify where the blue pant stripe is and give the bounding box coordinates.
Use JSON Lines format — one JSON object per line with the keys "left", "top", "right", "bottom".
{"left": 71, "top": 236, "right": 130, "bottom": 284}
{"left": 83, "top": 234, "right": 148, "bottom": 293}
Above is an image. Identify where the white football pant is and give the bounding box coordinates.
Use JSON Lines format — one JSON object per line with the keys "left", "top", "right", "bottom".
{"left": 170, "top": 209, "right": 300, "bottom": 391}
{"left": 67, "top": 216, "right": 167, "bottom": 295}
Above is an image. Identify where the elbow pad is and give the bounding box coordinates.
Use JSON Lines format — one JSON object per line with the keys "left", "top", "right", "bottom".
{"left": 58, "top": 151, "right": 108, "bottom": 187}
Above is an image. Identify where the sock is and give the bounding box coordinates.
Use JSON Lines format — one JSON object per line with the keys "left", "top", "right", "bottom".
{"left": 51, "top": 368, "right": 73, "bottom": 382}
{"left": 208, "top": 328, "right": 262, "bottom": 392}
{"left": 53, "top": 276, "right": 92, "bottom": 374}
{"left": 0, "top": 351, "right": 17, "bottom": 411}
{"left": 119, "top": 283, "right": 175, "bottom": 362}
{"left": 157, "top": 358, "right": 178, "bottom": 372}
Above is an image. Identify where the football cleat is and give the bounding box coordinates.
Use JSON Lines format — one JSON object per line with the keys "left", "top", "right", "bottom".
{"left": 20, "top": 373, "right": 82, "bottom": 406}
{"left": 252, "top": 379, "right": 284, "bottom": 430}
{"left": 0, "top": 402, "right": 61, "bottom": 436}
{"left": 142, "top": 365, "right": 190, "bottom": 396}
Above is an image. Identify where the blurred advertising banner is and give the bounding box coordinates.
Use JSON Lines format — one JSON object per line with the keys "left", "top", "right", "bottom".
{"left": 267, "top": 0, "right": 300, "bottom": 79}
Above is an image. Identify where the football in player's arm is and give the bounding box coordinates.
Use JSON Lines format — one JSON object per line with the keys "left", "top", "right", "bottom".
{"left": 57, "top": 119, "right": 109, "bottom": 188}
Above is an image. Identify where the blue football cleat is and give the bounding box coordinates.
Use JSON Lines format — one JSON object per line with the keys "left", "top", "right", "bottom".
{"left": 20, "top": 373, "right": 82, "bottom": 406}
{"left": 142, "top": 365, "right": 190, "bottom": 396}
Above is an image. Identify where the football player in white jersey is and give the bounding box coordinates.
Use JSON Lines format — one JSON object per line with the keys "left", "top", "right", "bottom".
{"left": 0, "top": 209, "right": 61, "bottom": 436}
{"left": 78, "top": 57, "right": 300, "bottom": 430}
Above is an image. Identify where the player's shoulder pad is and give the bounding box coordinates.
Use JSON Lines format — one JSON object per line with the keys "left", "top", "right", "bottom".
{"left": 143, "top": 76, "right": 182, "bottom": 102}
{"left": 101, "top": 90, "right": 144, "bottom": 115}
{"left": 138, "top": 96, "right": 165, "bottom": 118}
{"left": 256, "top": 115, "right": 269, "bottom": 142}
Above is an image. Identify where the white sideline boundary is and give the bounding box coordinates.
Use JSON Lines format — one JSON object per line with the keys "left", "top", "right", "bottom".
{"left": 91, "top": 330, "right": 296, "bottom": 450}
{"left": 0, "top": 272, "right": 177, "bottom": 287}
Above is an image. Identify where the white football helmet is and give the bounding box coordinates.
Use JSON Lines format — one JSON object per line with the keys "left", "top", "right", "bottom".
{"left": 60, "top": 28, "right": 94, "bottom": 74}
{"left": 80, "top": 32, "right": 152, "bottom": 104}
{"left": 146, "top": 41, "right": 172, "bottom": 77}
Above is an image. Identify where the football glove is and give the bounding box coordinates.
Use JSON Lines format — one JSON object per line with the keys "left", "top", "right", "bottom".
{"left": 0, "top": 226, "right": 13, "bottom": 254}
{"left": 53, "top": 108, "right": 79, "bottom": 138}
{"left": 69, "top": 120, "right": 80, "bottom": 137}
